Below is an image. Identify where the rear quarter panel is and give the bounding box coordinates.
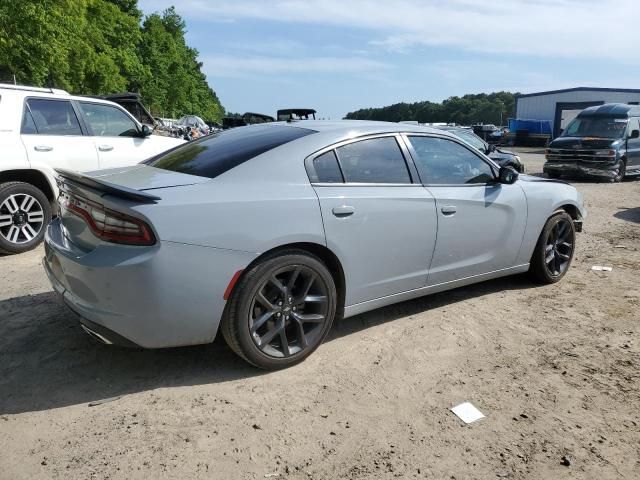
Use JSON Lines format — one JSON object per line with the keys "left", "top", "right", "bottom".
{"left": 130, "top": 145, "right": 327, "bottom": 254}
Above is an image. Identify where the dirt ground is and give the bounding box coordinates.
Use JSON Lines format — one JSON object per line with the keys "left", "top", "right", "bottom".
{"left": 1, "top": 152, "right": 639, "bottom": 480}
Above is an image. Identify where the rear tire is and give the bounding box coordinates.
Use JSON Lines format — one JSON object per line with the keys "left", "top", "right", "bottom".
{"left": 528, "top": 212, "right": 576, "bottom": 284}
{"left": 220, "top": 250, "right": 337, "bottom": 370}
{"left": 0, "top": 182, "right": 52, "bottom": 255}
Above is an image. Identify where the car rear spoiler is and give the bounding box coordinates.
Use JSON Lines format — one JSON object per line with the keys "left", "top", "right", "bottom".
{"left": 55, "top": 169, "right": 161, "bottom": 203}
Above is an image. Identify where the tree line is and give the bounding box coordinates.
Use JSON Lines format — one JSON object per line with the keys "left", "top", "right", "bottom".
{"left": 344, "top": 92, "right": 517, "bottom": 126}
{"left": 0, "top": 0, "right": 224, "bottom": 122}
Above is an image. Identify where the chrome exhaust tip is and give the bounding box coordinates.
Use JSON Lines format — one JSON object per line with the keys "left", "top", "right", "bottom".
{"left": 81, "top": 324, "right": 113, "bottom": 345}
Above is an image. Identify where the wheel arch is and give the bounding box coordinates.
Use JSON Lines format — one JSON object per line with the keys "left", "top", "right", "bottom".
{"left": 0, "top": 169, "right": 56, "bottom": 203}
{"left": 230, "top": 242, "right": 346, "bottom": 318}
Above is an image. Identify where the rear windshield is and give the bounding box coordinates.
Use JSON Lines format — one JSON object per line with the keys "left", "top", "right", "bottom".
{"left": 145, "top": 124, "right": 315, "bottom": 179}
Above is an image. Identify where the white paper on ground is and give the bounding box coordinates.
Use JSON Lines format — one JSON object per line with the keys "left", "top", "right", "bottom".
{"left": 591, "top": 266, "right": 613, "bottom": 272}
{"left": 450, "top": 402, "right": 485, "bottom": 424}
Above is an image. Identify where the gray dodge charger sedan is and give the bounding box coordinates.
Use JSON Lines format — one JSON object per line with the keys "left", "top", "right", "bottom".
{"left": 43, "top": 121, "right": 585, "bottom": 369}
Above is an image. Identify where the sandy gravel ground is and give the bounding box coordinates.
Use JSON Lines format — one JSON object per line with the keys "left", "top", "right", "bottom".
{"left": 1, "top": 152, "right": 639, "bottom": 480}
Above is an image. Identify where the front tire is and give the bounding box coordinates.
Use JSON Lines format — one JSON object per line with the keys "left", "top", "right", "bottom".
{"left": 0, "top": 182, "right": 52, "bottom": 255}
{"left": 612, "top": 159, "right": 626, "bottom": 183}
{"left": 528, "top": 212, "right": 576, "bottom": 284}
{"left": 221, "top": 250, "right": 337, "bottom": 370}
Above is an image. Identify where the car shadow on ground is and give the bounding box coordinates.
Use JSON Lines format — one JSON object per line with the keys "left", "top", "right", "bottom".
{"left": 614, "top": 206, "right": 640, "bottom": 224}
{"left": 0, "top": 275, "right": 539, "bottom": 415}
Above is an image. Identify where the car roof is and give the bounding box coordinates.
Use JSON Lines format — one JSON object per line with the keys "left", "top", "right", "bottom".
{"left": 578, "top": 103, "right": 640, "bottom": 118}
{"left": 228, "top": 120, "right": 459, "bottom": 158}
{"left": 267, "top": 120, "right": 451, "bottom": 135}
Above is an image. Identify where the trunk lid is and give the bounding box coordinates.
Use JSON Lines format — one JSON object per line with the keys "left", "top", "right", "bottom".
{"left": 54, "top": 165, "right": 209, "bottom": 252}
{"left": 79, "top": 164, "right": 211, "bottom": 192}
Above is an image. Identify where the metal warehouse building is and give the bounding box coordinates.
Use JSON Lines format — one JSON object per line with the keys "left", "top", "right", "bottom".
{"left": 516, "top": 87, "right": 640, "bottom": 138}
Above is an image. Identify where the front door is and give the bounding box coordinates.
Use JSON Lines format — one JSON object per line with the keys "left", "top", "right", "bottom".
{"left": 404, "top": 134, "right": 527, "bottom": 286}
{"left": 626, "top": 118, "right": 640, "bottom": 173}
{"left": 20, "top": 98, "right": 99, "bottom": 172}
{"left": 77, "top": 101, "right": 157, "bottom": 169}
{"left": 310, "top": 136, "right": 438, "bottom": 306}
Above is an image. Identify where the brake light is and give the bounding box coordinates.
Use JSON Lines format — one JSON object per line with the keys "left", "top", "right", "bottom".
{"left": 59, "top": 191, "right": 156, "bottom": 246}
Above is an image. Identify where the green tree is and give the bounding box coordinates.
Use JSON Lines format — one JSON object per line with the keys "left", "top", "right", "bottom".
{"left": 345, "top": 92, "right": 518, "bottom": 126}
{"left": 0, "top": 1, "right": 224, "bottom": 122}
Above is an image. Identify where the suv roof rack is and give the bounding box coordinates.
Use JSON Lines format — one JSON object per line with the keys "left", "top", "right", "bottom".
{"left": 0, "top": 83, "right": 69, "bottom": 95}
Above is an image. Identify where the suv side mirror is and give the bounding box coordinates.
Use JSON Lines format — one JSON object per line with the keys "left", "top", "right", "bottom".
{"left": 498, "top": 166, "right": 519, "bottom": 184}
{"left": 629, "top": 129, "right": 640, "bottom": 139}
{"left": 140, "top": 124, "right": 152, "bottom": 137}
{"left": 488, "top": 144, "right": 496, "bottom": 153}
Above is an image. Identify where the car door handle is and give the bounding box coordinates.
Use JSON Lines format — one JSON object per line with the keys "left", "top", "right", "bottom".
{"left": 441, "top": 205, "right": 457, "bottom": 216}
{"left": 34, "top": 145, "right": 53, "bottom": 152}
{"left": 98, "top": 145, "right": 114, "bottom": 152}
{"left": 332, "top": 205, "right": 355, "bottom": 217}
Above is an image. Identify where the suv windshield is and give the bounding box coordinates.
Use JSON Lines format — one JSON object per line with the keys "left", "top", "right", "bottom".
{"left": 145, "top": 124, "right": 315, "bottom": 179}
{"left": 561, "top": 117, "right": 628, "bottom": 139}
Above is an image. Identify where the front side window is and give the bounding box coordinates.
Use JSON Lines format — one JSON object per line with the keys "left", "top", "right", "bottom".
{"left": 23, "top": 99, "right": 82, "bottom": 135}
{"left": 456, "top": 130, "right": 487, "bottom": 152}
{"left": 335, "top": 137, "right": 411, "bottom": 184}
{"left": 79, "top": 102, "right": 139, "bottom": 137}
{"left": 145, "top": 124, "right": 316, "bottom": 179}
{"left": 627, "top": 118, "right": 640, "bottom": 137}
{"left": 408, "top": 136, "right": 495, "bottom": 185}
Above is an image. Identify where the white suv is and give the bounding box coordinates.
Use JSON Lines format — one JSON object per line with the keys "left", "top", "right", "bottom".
{"left": 0, "top": 84, "right": 184, "bottom": 254}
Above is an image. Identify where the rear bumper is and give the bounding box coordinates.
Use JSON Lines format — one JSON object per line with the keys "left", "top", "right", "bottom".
{"left": 43, "top": 218, "right": 257, "bottom": 348}
{"left": 543, "top": 160, "right": 619, "bottom": 179}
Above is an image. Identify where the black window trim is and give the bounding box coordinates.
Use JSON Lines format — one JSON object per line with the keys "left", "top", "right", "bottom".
{"left": 305, "top": 133, "right": 420, "bottom": 186}
{"left": 76, "top": 100, "right": 143, "bottom": 138}
{"left": 20, "top": 96, "right": 88, "bottom": 136}
{"left": 401, "top": 133, "right": 500, "bottom": 187}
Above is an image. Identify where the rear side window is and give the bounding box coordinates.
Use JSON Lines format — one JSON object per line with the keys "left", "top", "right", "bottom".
{"left": 23, "top": 99, "right": 82, "bottom": 135}
{"left": 312, "top": 150, "right": 343, "bottom": 183}
{"left": 145, "top": 125, "right": 315, "bottom": 179}
{"left": 335, "top": 137, "right": 411, "bottom": 184}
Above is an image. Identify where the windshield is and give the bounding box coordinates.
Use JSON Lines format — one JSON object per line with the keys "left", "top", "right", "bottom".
{"left": 561, "top": 117, "right": 628, "bottom": 139}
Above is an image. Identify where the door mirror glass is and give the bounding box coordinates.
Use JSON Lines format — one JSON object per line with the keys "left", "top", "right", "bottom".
{"left": 629, "top": 129, "right": 640, "bottom": 139}
{"left": 498, "top": 166, "right": 519, "bottom": 184}
{"left": 141, "top": 124, "right": 152, "bottom": 137}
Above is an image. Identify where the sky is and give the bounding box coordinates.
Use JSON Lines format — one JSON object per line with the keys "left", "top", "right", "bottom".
{"left": 138, "top": 0, "right": 640, "bottom": 119}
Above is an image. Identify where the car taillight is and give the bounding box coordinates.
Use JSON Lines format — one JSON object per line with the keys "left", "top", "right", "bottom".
{"left": 59, "top": 191, "right": 156, "bottom": 246}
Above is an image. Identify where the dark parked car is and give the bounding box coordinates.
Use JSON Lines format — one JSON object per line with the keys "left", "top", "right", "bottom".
{"left": 437, "top": 127, "right": 524, "bottom": 172}
{"left": 222, "top": 112, "right": 275, "bottom": 129}
{"left": 544, "top": 104, "right": 640, "bottom": 182}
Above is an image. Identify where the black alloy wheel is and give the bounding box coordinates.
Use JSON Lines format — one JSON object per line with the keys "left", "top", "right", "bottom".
{"left": 221, "top": 250, "right": 337, "bottom": 369}
{"left": 529, "top": 211, "right": 576, "bottom": 284}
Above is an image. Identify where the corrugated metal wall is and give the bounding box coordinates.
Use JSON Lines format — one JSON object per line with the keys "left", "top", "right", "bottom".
{"left": 516, "top": 90, "right": 640, "bottom": 133}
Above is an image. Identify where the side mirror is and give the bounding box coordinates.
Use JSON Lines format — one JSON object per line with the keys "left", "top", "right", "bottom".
{"left": 140, "top": 124, "right": 152, "bottom": 137}
{"left": 488, "top": 144, "right": 497, "bottom": 153}
{"left": 629, "top": 129, "right": 640, "bottom": 139}
{"left": 498, "top": 166, "right": 519, "bottom": 184}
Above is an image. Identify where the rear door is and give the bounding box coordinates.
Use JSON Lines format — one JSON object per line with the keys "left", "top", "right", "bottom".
{"left": 20, "top": 97, "right": 99, "bottom": 172}
{"left": 76, "top": 101, "right": 158, "bottom": 168}
{"left": 404, "top": 134, "right": 527, "bottom": 286}
{"left": 310, "top": 134, "right": 438, "bottom": 306}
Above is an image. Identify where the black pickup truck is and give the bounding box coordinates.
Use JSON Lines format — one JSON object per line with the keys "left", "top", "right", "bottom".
{"left": 544, "top": 104, "right": 640, "bottom": 182}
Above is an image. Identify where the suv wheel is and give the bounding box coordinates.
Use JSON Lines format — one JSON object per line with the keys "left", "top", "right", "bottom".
{"left": 0, "top": 182, "right": 52, "bottom": 254}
